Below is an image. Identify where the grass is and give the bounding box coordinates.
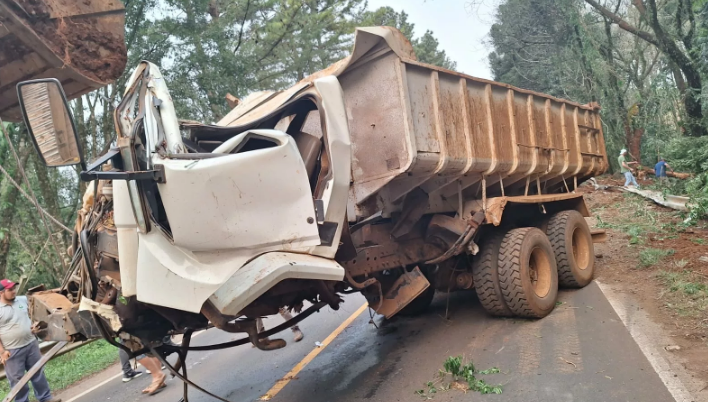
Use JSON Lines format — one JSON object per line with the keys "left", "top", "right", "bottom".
{"left": 0, "top": 340, "right": 119, "bottom": 400}
{"left": 638, "top": 248, "right": 675, "bottom": 268}
{"left": 657, "top": 270, "right": 708, "bottom": 317}
{"left": 595, "top": 192, "right": 683, "bottom": 245}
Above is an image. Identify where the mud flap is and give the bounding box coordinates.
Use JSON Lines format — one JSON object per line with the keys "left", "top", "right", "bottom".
{"left": 376, "top": 266, "right": 430, "bottom": 319}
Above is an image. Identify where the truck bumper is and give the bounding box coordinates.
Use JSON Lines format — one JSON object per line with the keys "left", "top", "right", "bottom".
{"left": 208, "top": 252, "right": 345, "bottom": 316}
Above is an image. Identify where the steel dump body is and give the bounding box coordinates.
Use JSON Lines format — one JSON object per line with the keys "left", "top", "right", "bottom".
{"left": 218, "top": 27, "right": 608, "bottom": 221}
{"left": 0, "top": 0, "right": 127, "bottom": 121}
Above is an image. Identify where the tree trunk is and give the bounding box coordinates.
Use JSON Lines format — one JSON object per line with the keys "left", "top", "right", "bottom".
{"left": 629, "top": 127, "right": 643, "bottom": 163}
{"left": 0, "top": 142, "right": 31, "bottom": 277}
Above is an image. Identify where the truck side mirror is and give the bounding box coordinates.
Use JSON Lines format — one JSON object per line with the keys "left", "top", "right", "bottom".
{"left": 17, "top": 79, "right": 84, "bottom": 168}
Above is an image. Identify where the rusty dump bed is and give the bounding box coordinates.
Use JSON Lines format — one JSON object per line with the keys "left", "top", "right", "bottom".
{"left": 0, "top": 0, "right": 127, "bottom": 121}
{"left": 218, "top": 27, "right": 608, "bottom": 220}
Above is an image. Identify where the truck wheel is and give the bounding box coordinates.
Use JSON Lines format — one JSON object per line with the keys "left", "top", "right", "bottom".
{"left": 398, "top": 286, "right": 435, "bottom": 316}
{"left": 498, "top": 227, "right": 558, "bottom": 318}
{"left": 546, "top": 210, "right": 594, "bottom": 288}
{"left": 472, "top": 231, "right": 513, "bottom": 316}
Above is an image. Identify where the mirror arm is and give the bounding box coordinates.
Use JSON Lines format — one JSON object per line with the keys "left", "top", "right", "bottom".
{"left": 84, "top": 148, "right": 121, "bottom": 173}
{"left": 80, "top": 165, "right": 165, "bottom": 183}
{"left": 80, "top": 147, "right": 165, "bottom": 184}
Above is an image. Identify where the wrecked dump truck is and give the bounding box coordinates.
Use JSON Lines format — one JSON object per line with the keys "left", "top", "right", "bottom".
{"left": 11, "top": 26, "right": 606, "bottom": 399}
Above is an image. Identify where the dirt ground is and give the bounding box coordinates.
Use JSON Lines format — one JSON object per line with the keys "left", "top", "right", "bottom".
{"left": 582, "top": 175, "right": 708, "bottom": 384}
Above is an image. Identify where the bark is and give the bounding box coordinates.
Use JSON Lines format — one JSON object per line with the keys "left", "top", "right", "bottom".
{"left": 628, "top": 127, "right": 644, "bottom": 163}
{"left": 645, "top": 169, "right": 691, "bottom": 179}
{"left": 0, "top": 142, "right": 31, "bottom": 277}
{"left": 625, "top": 103, "right": 643, "bottom": 163}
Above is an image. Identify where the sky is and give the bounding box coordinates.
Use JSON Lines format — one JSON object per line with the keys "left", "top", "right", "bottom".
{"left": 364, "top": 0, "right": 496, "bottom": 80}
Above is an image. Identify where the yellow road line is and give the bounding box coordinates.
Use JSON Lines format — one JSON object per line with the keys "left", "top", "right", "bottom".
{"left": 259, "top": 302, "right": 369, "bottom": 401}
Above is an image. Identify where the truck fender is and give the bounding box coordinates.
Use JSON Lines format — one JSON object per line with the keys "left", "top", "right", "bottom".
{"left": 208, "top": 252, "right": 345, "bottom": 316}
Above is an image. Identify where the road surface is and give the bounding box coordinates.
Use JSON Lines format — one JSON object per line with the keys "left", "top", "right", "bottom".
{"left": 60, "top": 283, "right": 678, "bottom": 402}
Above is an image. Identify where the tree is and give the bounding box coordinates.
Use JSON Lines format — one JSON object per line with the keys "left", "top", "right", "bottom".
{"left": 414, "top": 30, "right": 457, "bottom": 70}
{"left": 360, "top": 6, "right": 457, "bottom": 69}
{"left": 584, "top": 0, "right": 706, "bottom": 137}
{"left": 486, "top": 0, "right": 683, "bottom": 168}
{"left": 253, "top": 0, "right": 367, "bottom": 89}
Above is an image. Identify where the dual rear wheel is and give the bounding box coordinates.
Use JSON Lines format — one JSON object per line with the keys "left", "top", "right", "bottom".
{"left": 472, "top": 210, "right": 594, "bottom": 318}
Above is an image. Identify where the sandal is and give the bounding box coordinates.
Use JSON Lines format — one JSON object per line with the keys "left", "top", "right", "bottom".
{"left": 142, "top": 374, "right": 166, "bottom": 395}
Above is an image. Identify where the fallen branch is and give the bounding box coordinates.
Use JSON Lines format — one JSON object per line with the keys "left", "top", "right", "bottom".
{"left": 644, "top": 169, "right": 691, "bottom": 180}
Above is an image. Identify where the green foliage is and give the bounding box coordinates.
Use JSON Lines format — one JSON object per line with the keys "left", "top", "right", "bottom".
{"left": 638, "top": 248, "right": 675, "bottom": 268}
{"left": 359, "top": 6, "right": 415, "bottom": 38}
{"left": 416, "top": 356, "right": 502, "bottom": 398}
{"left": 489, "top": 0, "right": 708, "bottom": 172}
{"left": 413, "top": 31, "right": 457, "bottom": 70}
{"left": 657, "top": 270, "right": 708, "bottom": 317}
{"left": 360, "top": 7, "right": 456, "bottom": 69}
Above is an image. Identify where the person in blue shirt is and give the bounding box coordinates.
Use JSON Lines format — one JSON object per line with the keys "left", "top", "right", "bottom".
{"left": 654, "top": 157, "right": 674, "bottom": 179}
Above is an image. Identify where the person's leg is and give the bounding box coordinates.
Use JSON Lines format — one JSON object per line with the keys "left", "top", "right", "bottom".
{"left": 23, "top": 342, "right": 53, "bottom": 402}
{"left": 279, "top": 308, "right": 303, "bottom": 342}
{"left": 138, "top": 355, "right": 166, "bottom": 394}
{"left": 4, "top": 347, "right": 31, "bottom": 402}
{"left": 631, "top": 173, "right": 640, "bottom": 188}
{"left": 624, "top": 172, "right": 632, "bottom": 186}
{"left": 119, "top": 348, "right": 132, "bottom": 375}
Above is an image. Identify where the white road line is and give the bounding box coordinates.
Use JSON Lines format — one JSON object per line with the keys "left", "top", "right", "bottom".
{"left": 596, "top": 281, "right": 696, "bottom": 402}
{"left": 64, "top": 330, "right": 206, "bottom": 402}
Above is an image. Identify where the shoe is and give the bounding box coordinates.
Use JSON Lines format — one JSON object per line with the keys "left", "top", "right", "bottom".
{"left": 293, "top": 329, "right": 304, "bottom": 342}
{"left": 122, "top": 370, "right": 144, "bottom": 382}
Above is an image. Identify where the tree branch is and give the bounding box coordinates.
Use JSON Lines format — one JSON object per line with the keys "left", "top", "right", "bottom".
{"left": 233, "top": 0, "right": 250, "bottom": 54}
{"left": 256, "top": 3, "right": 304, "bottom": 64}
{"left": 584, "top": 0, "right": 659, "bottom": 47}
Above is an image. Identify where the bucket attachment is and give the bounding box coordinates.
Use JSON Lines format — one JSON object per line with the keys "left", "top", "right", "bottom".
{"left": 0, "top": 0, "right": 127, "bottom": 121}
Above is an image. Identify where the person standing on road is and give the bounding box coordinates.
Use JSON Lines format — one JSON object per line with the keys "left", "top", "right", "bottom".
{"left": 116, "top": 341, "right": 166, "bottom": 394}
{"left": 0, "top": 279, "right": 61, "bottom": 402}
{"left": 618, "top": 149, "right": 640, "bottom": 188}
{"left": 118, "top": 348, "right": 144, "bottom": 382}
{"left": 255, "top": 308, "right": 304, "bottom": 345}
{"left": 654, "top": 157, "right": 674, "bottom": 180}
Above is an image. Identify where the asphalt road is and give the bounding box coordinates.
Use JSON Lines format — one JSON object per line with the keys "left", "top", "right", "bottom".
{"left": 62, "top": 283, "right": 676, "bottom": 402}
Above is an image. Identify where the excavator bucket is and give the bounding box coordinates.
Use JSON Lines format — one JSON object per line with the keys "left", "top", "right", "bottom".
{"left": 0, "top": 0, "right": 127, "bottom": 121}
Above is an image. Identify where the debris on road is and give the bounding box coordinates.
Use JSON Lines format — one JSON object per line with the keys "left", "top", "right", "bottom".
{"left": 587, "top": 177, "right": 691, "bottom": 212}
{"left": 315, "top": 341, "right": 323, "bottom": 348}
{"left": 416, "top": 356, "right": 503, "bottom": 398}
{"left": 560, "top": 357, "right": 578, "bottom": 369}
{"left": 665, "top": 345, "right": 681, "bottom": 352}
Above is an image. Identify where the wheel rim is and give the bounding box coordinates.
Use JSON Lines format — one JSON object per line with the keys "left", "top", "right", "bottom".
{"left": 571, "top": 226, "right": 591, "bottom": 271}
{"left": 528, "top": 246, "right": 552, "bottom": 297}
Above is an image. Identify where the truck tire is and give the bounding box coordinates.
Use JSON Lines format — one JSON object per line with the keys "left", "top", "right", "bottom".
{"left": 398, "top": 286, "right": 435, "bottom": 316}
{"left": 498, "top": 227, "right": 558, "bottom": 318}
{"left": 546, "top": 210, "right": 594, "bottom": 288}
{"left": 472, "top": 231, "right": 513, "bottom": 316}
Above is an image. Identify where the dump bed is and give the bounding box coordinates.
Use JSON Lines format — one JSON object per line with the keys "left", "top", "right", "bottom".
{"left": 0, "top": 0, "right": 127, "bottom": 121}
{"left": 218, "top": 27, "right": 608, "bottom": 220}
